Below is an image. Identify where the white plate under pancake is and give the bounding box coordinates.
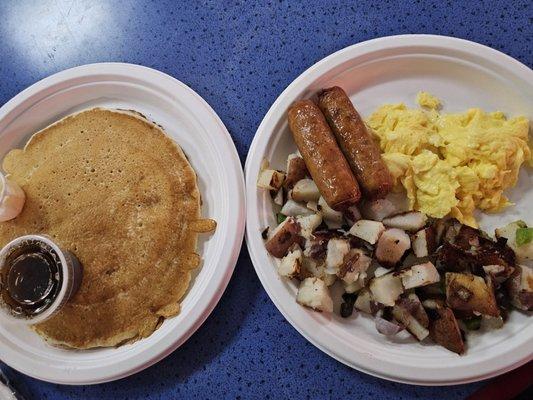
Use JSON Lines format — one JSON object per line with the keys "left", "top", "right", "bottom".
{"left": 245, "top": 35, "right": 533, "bottom": 385}
{"left": 0, "top": 63, "right": 245, "bottom": 384}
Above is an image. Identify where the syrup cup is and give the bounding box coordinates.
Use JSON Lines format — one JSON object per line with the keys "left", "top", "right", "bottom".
{"left": 0, "top": 235, "right": 83, "bottom": 324}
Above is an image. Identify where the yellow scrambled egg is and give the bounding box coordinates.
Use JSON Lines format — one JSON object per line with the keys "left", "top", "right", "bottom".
{"left": 367, "top": 92, "right": 530, "bottom": 227}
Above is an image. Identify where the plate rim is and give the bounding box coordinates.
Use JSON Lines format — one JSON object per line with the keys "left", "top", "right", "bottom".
{"left": 0, "top": 62, "right": 246, "bottom": 385}
{"left": 245, "top": 34, "right": 533, "bottom": 386}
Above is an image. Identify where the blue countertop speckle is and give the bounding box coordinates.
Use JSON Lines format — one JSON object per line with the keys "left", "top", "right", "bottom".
{"left": 0, "top": 1, "right": 531, "bottom": 399}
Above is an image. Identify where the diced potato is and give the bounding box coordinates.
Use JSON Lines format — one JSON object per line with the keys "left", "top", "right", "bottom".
{"left": 375, "top": 228, "right": 411, "bottom": 267}
{"left": 285, "top": 154, "right": 308, "bottom": 189}
{"left": 348, "top": 220, "right": 385, "bottom": 245}
{"left": 323, "top": 273, "right": 337, "bottom": 286}
{"left": 428, "top": 307, "right": 465, "bottom": 354}
{"left": 343, "top": 278, "right": 364, "bottom": 294}
{"left": 318, "top": 196, "right": 343, "bottom": 229}
{"left": 296, "top": 213, "right": 322, "bottom": 240}
{"left": 265, "top": 217, "right": 302, "bottom": 258}
{"left": 278, "top": 248, "right": 302, "bottom": 278}
{"left": 383, "top": 211, "right": 428, "bottom": 232}
{"left": 272, "top": 188, "right": 284, "bottom": 206}
{"left": 412, "top": 227, "right": 437, "bottom": 258}
{"left": 359, "top": 192, "right": 409, "bottom": 221}
{"left": 445, "top": 272, "right": 499, "bottom": 317}
{"left": 392, "top": 296, "right": 429, "bottom": 341}
{"left": 257, "top": 169, "right": 285, "bottom": 190}
{"left": 296, "top": 277, "right": 333, "bottom": 312}
{"left": 354, "top": 287, "right": 373, "bottom": 314}
{"left": 325, "top": 238, "right": 350, "bottom": 274}
{"left": 306, "top": 200, "right": 319, "bottom": 212}
{"left": 337, "top": 249, "right": 372, "bottom": 284}
{"left": 292, "top": 179, "right": 320, "bottom": 202}
{"left": 281, "top": 199, "right": 314, "bottom": 217}
{"left": 400, "top": 262, "right": 440, "bottom": 289}
{"left": 369, "top": 273, "right": 404, "bottom": 306}
{"left": 374, "top": 266, "right": 392, "bottom": 278}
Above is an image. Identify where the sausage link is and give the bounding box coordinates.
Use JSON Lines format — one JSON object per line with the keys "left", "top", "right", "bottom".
{"left": 287, "top": 100, "right": 361, "bottom": 210}
{"left": 317, "top": 86, "right": 394, "bottom": 200}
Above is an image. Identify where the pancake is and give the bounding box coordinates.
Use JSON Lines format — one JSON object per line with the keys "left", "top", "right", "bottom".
{"left": 0, "top": 108, "right": 215, "bottom": 348}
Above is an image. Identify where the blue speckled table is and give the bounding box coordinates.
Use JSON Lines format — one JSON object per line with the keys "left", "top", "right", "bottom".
{"left": 0, "top": 1, "right": 531, "bottom": 399}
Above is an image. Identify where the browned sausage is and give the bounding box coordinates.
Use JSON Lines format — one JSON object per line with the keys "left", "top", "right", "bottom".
{"left": 287, "top": 99, "right": 361, "bottom": 210}
{"left": 317, "top": 86, "right": 394, "bottom": 200}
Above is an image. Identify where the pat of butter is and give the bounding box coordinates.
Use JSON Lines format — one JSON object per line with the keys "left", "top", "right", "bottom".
{"left": 0, "top": 173, "right": 26, "bottom": 222}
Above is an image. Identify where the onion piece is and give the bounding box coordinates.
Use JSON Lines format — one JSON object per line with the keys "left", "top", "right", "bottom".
{"left": 375, "top": 315, "right": 403, "bottom": 336}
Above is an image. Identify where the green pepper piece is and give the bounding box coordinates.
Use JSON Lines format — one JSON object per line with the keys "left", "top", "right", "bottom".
{"left": 463, "top": 316, "right": 482, "bottom": 331}
{"left": 276, "top": 213, "right": 287, "bottom": 224}
{"left": 516, "top": 227, "right": 533, "bottom": 246}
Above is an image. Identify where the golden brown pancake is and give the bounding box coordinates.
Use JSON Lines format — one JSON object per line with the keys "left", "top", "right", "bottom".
{"left": 0, "top": 108, "right": 215, "bottom": 348}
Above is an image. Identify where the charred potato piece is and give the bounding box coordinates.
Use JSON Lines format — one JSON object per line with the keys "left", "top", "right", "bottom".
{"left": 265, "top": 217, "right": 302, "bottom": 258}
{"left": 412, "top": 227, "right": 437, "bottom": 258}
{"left": 445, "top": 272, "right": 499, "bottom": 317}
{"left": 435, "top": 242, "right": 476, "bottom": 273}
{"left": 428, "top": 306, "right": 465, "bottom": 354}
{"left": 257, "top": 169, "right": 285, "bottom": 190}
{"left": 284, "top": 154, "right": 309, "bottom": 189}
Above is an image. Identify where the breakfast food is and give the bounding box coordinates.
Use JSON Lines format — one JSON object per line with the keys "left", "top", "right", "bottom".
{"left": 287, "top": 100, "right": 361, "bottom": 210}
{"left": 0, "top": 108, "right": 215, "bottom": 348}
{"left": 259, "top": 88, "right": 532, "bottom": 354}
{"left": 0, "top": 173, "right": 25, "bottom": 222}
{"left": 367, "top": 93, "right": 530, "bottom": 227}
{"left": 317, "top": 87, "right": 394, "bottom": 200}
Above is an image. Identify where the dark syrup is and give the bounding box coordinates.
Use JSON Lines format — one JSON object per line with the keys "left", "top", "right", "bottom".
{"left": 0, "top": 239, "right": 62, "bottom": 317}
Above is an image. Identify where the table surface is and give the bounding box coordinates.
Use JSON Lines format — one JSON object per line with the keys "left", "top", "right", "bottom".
{"left": 0, "top": 0, "right": 531, "bottom": 399}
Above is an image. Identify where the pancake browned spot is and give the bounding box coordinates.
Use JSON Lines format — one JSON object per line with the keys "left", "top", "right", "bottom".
{"left": 0, "top": 108, "right": 215, "bottom": 349}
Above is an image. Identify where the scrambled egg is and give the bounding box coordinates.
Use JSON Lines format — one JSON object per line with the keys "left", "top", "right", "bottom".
{"left": 367, "top": 92, "right": 530, "bottom": 227}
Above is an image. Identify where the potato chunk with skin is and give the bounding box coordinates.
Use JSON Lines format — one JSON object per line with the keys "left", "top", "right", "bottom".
{"left": 284, "top": 154, "right": 308, "bottom": 189}
{"left": 292, "top": 179, "right": 321, "bottom": 202}
{"left": 348, "top": 220, "right": 385, "bottom": 245}
{"left": 411, "top": 227, "right": 437, "bottom": 257}
{"left": 296, "top": 277, "right": 333, "bottom": 312}
{"left": 383, "top": 211, "right": 428, "bottom": 232}
{"left": 265, "top": 217, "right": 302, "bottom": 258}
{"left": 445, "top": 272, "right": 499, "bottom": 317}
{"left": 428, "top": 306, "right": 465, "bottom": 354}
{"left": 257, "top": 169, "right": 285, "bottom": 190}
{"left": 400, "top": 262, "right": 440, "bottom": 289}
{"left": 359, "top": 196, "right": 407, "bottom": 221}
{"left": 281, "top": 199, "right": 314, "bottom": 217}
{"left": 375, "top": 228, "right": 411, "bottom": 267}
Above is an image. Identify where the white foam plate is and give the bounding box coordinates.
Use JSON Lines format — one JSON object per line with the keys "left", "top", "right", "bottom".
{"left": 0, "top": 63, "right": 245, "bottom": 384}
{"left": 245, "top": 35, "right": 533, "bottom": 385}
